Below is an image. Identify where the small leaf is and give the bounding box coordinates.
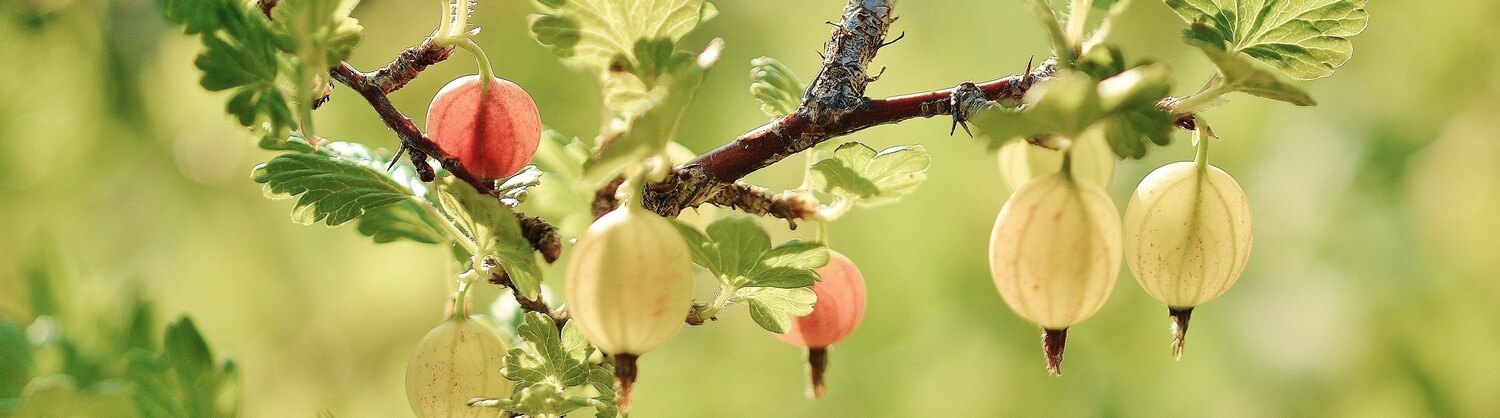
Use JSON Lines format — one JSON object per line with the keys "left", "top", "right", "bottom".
{"left": 749, "top": 56, "right": 803, "bottom": 117}
{"left": 437, "top": 178, "right": 545, "bottom": 298}
{"left": 736, "top": 287, "right": 817, "bottom": 334}
{"left": 1165, "top": 0, "right": 1369, "bottom": 80}
{"left": 1188, "top": 37, "right": 1318, "bottom": 106}
{"left": 529, "top": 0, "right": 717, "bottom": 73}
{"left": 251, "top": 144, "right": 413, "bottom": 227}
{"left": 810, "top": 142, "right": 932, "bottom": 207}
{"left": 584, "top": 40, "right": 724, "bottom": 184}
{"left": 354, "top": 200, "right": 446, "bottom": 244}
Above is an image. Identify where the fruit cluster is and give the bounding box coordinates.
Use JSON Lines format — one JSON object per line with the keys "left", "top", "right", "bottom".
{"left": 989, "top": 133, "right": 1253, "bottom": 374}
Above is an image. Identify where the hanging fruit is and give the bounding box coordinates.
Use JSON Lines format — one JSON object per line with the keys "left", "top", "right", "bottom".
{"left": 989, "top": 150, "right": 1123, "bottom": 375}
{"left": 565, "top": 197, "right": 695, "bottom": 412}
{"left": 776, "top": 250, "right": 867, "bottom": 399}
{"left": 1123, "top": 135, "right": 1252, "bottom": 359}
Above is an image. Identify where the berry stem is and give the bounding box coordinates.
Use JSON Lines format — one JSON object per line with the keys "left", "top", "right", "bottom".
{"left": 1193, "top": 128, "right": 1209, "bottom": 175}
{"left": 457, "top": 39, "right": 495, "bottom": 87}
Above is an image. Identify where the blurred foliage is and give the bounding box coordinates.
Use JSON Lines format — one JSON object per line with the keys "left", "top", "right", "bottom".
{"left": 1, "top": 0, "right": 1499, "bottom": 416}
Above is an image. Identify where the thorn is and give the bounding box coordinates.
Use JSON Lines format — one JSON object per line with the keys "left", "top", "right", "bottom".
{"left": 614, "top": 353, "right": 640, "bottom": 413}
{"left": 1023, "top": 56, "right": 1036, "bottom": 84}
{"left": 879, "top": 31, "right": 906, "bottom": 48}
{"left": 806, "top": 347, "right": 829, "bottom": 400}
{"left": 1170, "top": 307, "right": 1194, "bottom": 360}
{"left": 1042, "top": 328, "right": 1067, "bottom": 376}
{"left": 386, "top": 146, "right": 408, "bottom": 172}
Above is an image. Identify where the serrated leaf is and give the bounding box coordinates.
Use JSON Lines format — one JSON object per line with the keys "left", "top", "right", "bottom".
{"left": 1188, "top": 38, "right": 1317, "bottom": 106}
{"left": 251, "top": 144, "right": 413, "bottom": 227}
{"left": 736, "top": 287, "right": 816, "bottom": 334}
{"left": 125, "top": 316, "right": 240, "bottom": 418}
{"left": 749, "top": 56, "right": 803, "bottom": 117}
{"left": 810, "top": 142, "right": 932, "bottom": 207}
{"left": 679, "top": 216, "right": 828, "bottom": 288}
{"left": 584, "top": 40, "right": 723, "bottom": 184}
{"left": 670, "top": 219, "right": 716, "bottom": 272}
{"left": 354, "top": 200, "right": 446, "bottom": 244}
{"left": 162, "top": 0, "right": 296, "bottom": 136}
{"left": 437, "top": 178, "right": 545, "bottom": 298}
{"left": 529, "top": 0, "right": 717, "bottom": 73}
{"left": 1165, "top": 0, "right": 1369, "bottom": 80}
{"left": 270, "top": 0, "right": 363, "bottom": 64}
{"left": 504, "top": 313, "right": 593, "bottom": 389}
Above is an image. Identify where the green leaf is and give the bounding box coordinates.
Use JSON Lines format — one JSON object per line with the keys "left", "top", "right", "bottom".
{"left": 0, "top": 320, "right": 31, "bottom": 398}
{"left": 679, "top": 216, "right": 828, "bottom": 288}
{"left": 1188, "top": 38, "right": 1317, "bottom": 106}
{"left": 126, "top": 316, "right": 240, "bottom": 418}
{"left": 493, "top": 313, "right": 599, "bottom": 417}
{"left": 735, "top": 287, "right": 816, "bottom": 334}
{"left": 270, "top": 0, "right": 363, "bottom": 64}
{"left": 583, "top": 40, "right": 724, "bottom": 184}
{"left": 162, "top": 0, "right": 296, "bottom": 135}
{"left": 519, "top": 130, "right": 596, "bottom": 238}
{"left": 1165, "top": 0, "right": 1369, "bottom": 80}
{"left": 354, "top": 200, "right": 447, "bottom": 244}
{"left": 587, "top": 364, "right": 619, "bottom": 418}
{"left": 270, "top": 0, "right": 364, "bottom": 139}
{"left": 810, "top": 142, "right": 932, "bottom": 208}
{"left": 970, "top": 66, "right": 1174, "bottom": 159}
{"left": 749, "top": 56, "right": 803, "bottom": 117}
{"left": 503, "top": 313, "right": 592, "bottom": 388}
{"left": 671, "top": 216, "right": 826, "bottom": 330}
{"left": 528, "top": 0, "right": 718, "bottom": 73}
{"left": 436, "top": 178, "right": 545, "bottom": 298}
{"left": 251, "top": 143, "right": 414, "bottom": 227}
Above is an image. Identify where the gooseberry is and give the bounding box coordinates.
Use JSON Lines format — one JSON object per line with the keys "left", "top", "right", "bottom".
{"left": 775, "top": 250, "right": 867, "bottom": 399}
{"left": 425, "top": 75, "right": 543, "bottom": 181}
{"left": 989, "top": 165, "right": 1122, "bottom": 376}
{"left": 405, "top": 317, "right": 512, "bottom": 418}
{"left": 1123, "top": 143, "right": 1252, "bottom": 359}
{"left": 564, "top": 203, "right": 695, "bottom": 411}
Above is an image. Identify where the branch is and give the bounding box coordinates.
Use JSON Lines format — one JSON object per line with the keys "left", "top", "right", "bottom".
{"left": 595, "top": 0, "right": 1057, "bottom": 220}
{"left": 483, "top": 257, "right": 569, "bottom": 328}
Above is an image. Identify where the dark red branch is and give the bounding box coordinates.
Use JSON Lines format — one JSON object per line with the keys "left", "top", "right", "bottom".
{"left": 690, "top": 69, "right": 1048, "bottom": 183}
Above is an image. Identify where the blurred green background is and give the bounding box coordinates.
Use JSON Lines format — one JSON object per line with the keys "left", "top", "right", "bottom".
{"left": 3, "top": 0, "right": 1500, "bottom": 416}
